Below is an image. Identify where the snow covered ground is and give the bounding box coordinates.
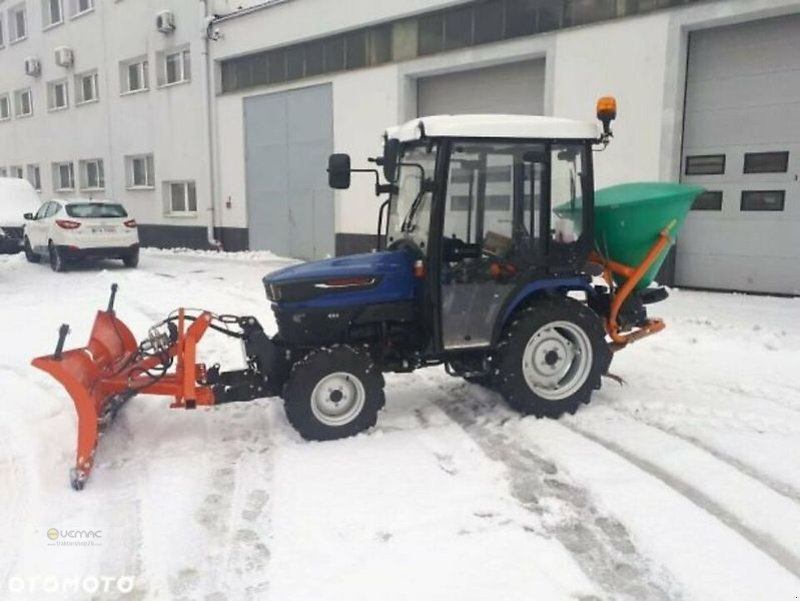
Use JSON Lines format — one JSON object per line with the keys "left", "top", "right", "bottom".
{"left": 0, "top": 249, "right": 799, "bottom": 601}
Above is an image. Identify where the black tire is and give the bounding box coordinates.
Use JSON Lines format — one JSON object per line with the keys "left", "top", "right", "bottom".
{"left": 282, "top": 345, "right": 385, "bottom": 441}
{"left": 495, "top": 296, "right": 611, "bottom": 419}
{"left": 123, "top": 250, "right": 139, "bottom": 268}
{"left": 49, "top": 242, "right": 67, "bottom": 273}
{"left": 23, "top": 237, "right": 39, "bottom": 263}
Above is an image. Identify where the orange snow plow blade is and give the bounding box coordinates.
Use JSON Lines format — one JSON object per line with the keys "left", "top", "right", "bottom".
{"left": 32, "top": 285, "right": 216, "bottom": 490}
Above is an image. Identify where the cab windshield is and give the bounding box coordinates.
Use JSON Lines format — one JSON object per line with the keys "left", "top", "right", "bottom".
{"left": 386, "top": 143, "right": 438, "bottom": 254}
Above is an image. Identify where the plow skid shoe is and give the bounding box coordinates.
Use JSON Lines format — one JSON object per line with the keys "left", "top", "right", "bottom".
{"left": 32, "top": 311, "right": 139, "bottom": 490}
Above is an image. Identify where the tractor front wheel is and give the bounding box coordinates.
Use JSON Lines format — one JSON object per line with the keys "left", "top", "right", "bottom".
{"left": 283, "top": 345, "right": 385, "bottom": 441}
{"left": 496, "top": 297, "right": 610, "bottom": 418}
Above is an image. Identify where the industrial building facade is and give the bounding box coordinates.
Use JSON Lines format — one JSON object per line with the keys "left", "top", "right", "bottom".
{"left": 1, "top": 0, "right": 798, "bottom": 294}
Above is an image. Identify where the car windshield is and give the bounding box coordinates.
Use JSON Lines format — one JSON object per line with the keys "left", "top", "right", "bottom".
{"left": 65, "top": 203, "right": 128, "bottom": 219}
{"left": 386, "top": 143, "right": 438, "bottom": 254}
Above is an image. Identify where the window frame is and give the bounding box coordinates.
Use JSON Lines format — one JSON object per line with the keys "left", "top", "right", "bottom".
{"left": 684, "top": 154, "right": 726, "bottom": 176}
{"left": 121, "top": 57, "right": 149, "bottom": 95}
{"left": 53, "top": 161, "right": 75, "bottom": 192}
{"left": 43, "top": 0, "right": 64, "bottom": 29}
{"left": 69, "top": 0, "right": 95, "bottom": 20}
{"left": 161, "top": 48, "right": 191, "bottom": 87}
{"left": 126, "top": 154, "right": 155, "bottom": 189}
{"left": 166, "top": 180, "right": 198, "bottom": 215}
{"left": 14, "top": 88, "right": 33, "bottom": 118}
{"left": 47, "top": 79, "right": 69, "bottom": 111}
{"left": 743, "top": 151, "right": 789, "bottom": 175}
{"left": 75, "top": 71, "right": 99, "bottom": 105}
{"left": 26, "top": 164, "right": 41, "bottom": 191}
{"left": 9, "top": 4, "right": 27, "bottom": 44}
{"left": 79, "top": 158, "right": 105, "bottom": 191}
{"left": 740, "top": 190, "right": 785, "bottom": 212}
{"left": 691, "top": 190, "right": 723, "bottom": 211}
{"left": 0, "top": 94, "right": 10, "bottom": 121}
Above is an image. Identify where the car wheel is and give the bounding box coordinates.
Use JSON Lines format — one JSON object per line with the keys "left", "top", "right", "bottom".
{"left": 49, "top": 242, "right": 67, "bottom": 273}
{"left": 123, "top": 250, "right": 139, "bottom": 268}
{"left": 23, "top": 237, "right": 40, "bottom": 263}
{"left": 282, "top": 345, "right": 385, "bottom": 441}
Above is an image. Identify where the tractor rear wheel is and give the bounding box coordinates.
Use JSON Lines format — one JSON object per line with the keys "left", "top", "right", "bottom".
{"left": 282, "top": 345, "right": 385, "bottom": 441}
{"left": 495, "top": 297, "right": 610, "bottom": 419}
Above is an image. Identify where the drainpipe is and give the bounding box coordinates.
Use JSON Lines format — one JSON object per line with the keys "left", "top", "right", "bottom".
{"left": 199, "top": 0, "right": 222, "bottom": 250}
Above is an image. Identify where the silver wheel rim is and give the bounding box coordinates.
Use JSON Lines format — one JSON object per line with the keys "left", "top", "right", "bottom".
{"left": 521, "top": 320, "right": 593, "bottom": 401}
{"left": 310, "top": 371, "right": 366, "bottom": 427}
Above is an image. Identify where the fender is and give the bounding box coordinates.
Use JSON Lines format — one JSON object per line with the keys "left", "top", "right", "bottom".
{"left": 491, "top": 276, "right": 593, "bottom": 345}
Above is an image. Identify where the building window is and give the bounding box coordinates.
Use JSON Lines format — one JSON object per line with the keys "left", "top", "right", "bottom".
{"left": 161, "top": 48, "right": 191, "bottom": 86}
{"left": 743, "top": 151, "right": 789, "bottom": 174}
{"left": 14, "top": 89, "right": 33, "bottom": 117}
{"left": 9, "top": 4, "right": 27, "bottom": 43}
{"left": 0, "top": 15, "right": 5, "bottom": 47}
{"left": 0, "top": 168, "right": 6, "bottom": 177}
{"left": 69, "top": 0, "right": 94, "bottom": 18}
{"left": 691, "top": 191, "right": 723, "bottom": 211}
{"left": 167, "top": 181, "right": 197, "bottom": 214}
{"left": 10, "top": 165, "right": 24, "bottom": 179}
{"left": 740, "top": 190, "right": 785, "bottom": 212}
{"left": 126, "top": 154, "right": 154, "bottom": 189}
{"left": 121, "top": 57, "right": 149, "bottom": 94}
{"left": 75, "top": 71, "right": 99, "bottom": 104}
{"left": 0, "top": 95, "right": 10, "bottom": 121}
{"left": 43, "top": 0, "right": 63, "bottom": 28}
{"left": 80, "top": 159, "right": 104, "bottom": 190}
{"left": 27, "top": 164, "right": 41, "bottom": 190}
{"left": 47, "top": 80, "right": 69, "bottom": 110}
{"left": 685, "top": 154, "right": 725, "bottom": 176}
{"left": 53, "top": 161, "right": 75, "bottom": 191}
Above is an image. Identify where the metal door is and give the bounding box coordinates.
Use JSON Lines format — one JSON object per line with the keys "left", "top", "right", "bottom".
{"left": 244, "top": 84, "right": 334, "bottom": 260}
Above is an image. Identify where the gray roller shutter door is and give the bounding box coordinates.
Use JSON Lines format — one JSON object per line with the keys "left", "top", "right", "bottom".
{"left": 679, "top": 15, "right": 800, "bottom": 294}
{"left": 417, "top": 59, "right": 546, "bottom": 117}
{"left": 244, "top": 84, "right": 334, "bottom": 260}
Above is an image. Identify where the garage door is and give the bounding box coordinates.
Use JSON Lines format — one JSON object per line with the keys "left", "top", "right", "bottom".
{"left": 244, "top": 84, "right": 334, "bottom": 260}
{"left": 417, "top": 59, "right": 545, "bottom": 117}
{"left": 678, "top": 15, "right": 800, "bottom": 295}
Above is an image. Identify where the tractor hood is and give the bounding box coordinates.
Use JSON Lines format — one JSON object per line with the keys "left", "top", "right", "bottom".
{"left": 263, "top": 250, "right": 416, "bottom": 308}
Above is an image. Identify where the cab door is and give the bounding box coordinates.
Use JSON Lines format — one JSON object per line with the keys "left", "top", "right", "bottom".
{"left": 438, "top": 141, "right": 545, "bottom": 350}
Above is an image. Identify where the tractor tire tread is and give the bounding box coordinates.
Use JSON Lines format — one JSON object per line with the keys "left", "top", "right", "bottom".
{"left": 495, "top": 296, "right": 611, "bottom": 419}
{"left": 282, "top": 344, "right": 385, "bottom": 442}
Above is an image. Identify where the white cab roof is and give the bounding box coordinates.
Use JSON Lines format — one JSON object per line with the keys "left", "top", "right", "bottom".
{"left": 386, "top": 114, "right": 600, "bottom": 142}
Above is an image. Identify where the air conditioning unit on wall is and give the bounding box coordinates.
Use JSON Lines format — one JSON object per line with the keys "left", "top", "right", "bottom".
{"left": 54, "top": 46, "right": 74, "bottom": 67}
{"left": 24, "top": 57, "right": 41, "bottom": 77}
{"left": 156, "top": 10, "right": 176, "bottom": 34}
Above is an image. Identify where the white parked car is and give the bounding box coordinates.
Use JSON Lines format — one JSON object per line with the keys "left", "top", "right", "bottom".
{"left": 23, "top": 199, "right": 140, "bottom": 272}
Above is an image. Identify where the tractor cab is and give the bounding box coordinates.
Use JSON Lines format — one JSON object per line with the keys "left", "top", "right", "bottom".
{"left": 378, "top": 115, "right": 601, "bottom": 352}
{"left": 321, "top": 106, "right": 615, "bottom": 358}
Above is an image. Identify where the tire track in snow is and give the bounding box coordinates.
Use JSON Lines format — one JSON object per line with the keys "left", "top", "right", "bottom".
{"left": 433, "top": 383, "right": 680, "bottom": 601}
{"left": 562, "top": 420, "right": 800, "bottom": 580}
{"left": 608, "top": 405, "right": 800, "bottom": 505}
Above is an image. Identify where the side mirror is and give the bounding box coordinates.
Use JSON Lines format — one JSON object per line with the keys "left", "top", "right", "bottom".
{"left": 328, "top": 154, "right": 352, "bottom": 190}
{"left": 382, "top": 138, "right": 399, "bottom": 183}
{"left": 23, "top": 212, "right": 34, "bottom": 220}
